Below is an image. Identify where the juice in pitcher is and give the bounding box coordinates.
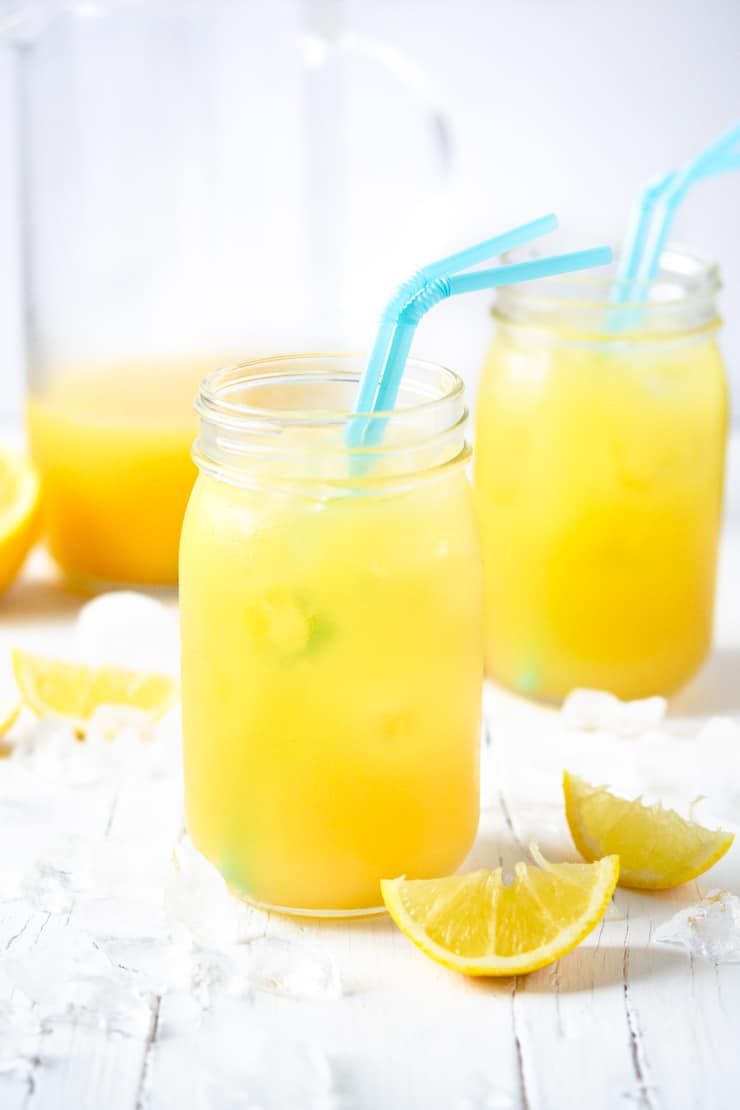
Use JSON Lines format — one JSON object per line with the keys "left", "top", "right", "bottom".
{"left": 27, "top": 358, "right": 218, "bottom": 587}
{"left": 475, "top": 247, "right": 727, "bottom": 701}
{"left": 179, "top": 355, "right": 483, "bottom": 914}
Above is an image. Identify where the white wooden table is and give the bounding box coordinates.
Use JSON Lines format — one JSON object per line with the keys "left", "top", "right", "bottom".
{"left": 1, "top": 445, "right": 739, "bottom": 1110}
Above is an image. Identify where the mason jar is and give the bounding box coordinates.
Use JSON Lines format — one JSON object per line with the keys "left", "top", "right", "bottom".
{"left": 180, "top": 354, "right": 483, "bottom": 915}
{"left": 474, "top": 246, "right": 728, "bottom": 702}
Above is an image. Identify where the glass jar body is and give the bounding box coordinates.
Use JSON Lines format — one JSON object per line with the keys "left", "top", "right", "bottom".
{"left": 179, "top": 357, "right": 483, "bottom": 914}
{"left": 474, "top": 257, "right": 728, "bottom": 701}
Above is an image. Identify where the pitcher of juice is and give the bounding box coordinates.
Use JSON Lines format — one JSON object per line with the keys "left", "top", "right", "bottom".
{"left": 4, "top": 0, "right": 450, "bottom": 587}
{"left": 475, "top": 246, "right": 728, "bottom": 701}
{"left": 180, "top": 355, "right": 483, "bottom": 914}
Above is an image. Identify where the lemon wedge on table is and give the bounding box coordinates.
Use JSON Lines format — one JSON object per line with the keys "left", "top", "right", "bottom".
{"left": 381, "top": 853, "right": 619, "bottom": 977}
{"left": 0, "top": 451, "right": 41, "bottom": 595}
{"left": 0, "top": 695, "right": 22, "bottom": 736}
{"left": 563, "top": 770, "right": 734, "bottom": 890}
{"left": 12, "top": 650, "right": 178, "bottom": 731}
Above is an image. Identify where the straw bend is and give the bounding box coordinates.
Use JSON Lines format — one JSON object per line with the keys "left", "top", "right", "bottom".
{"left": 619, "top": 120, "right": 740, "bottom": 295}
{"left": 396, "top": 276, "right": 453, "bottom": 325}
{"left": 349, "top": 218, "right": 611, "bottom": 456}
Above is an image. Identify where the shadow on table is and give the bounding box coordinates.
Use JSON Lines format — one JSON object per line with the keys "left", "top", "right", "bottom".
{"left": 670, "top": 646, "right": 740, "bottom": 719}
{"left": 461, "top": 943, "right": 688, "bottom": 996}
{"left": 0, "top": 572, "right": 84, "bottom": 624}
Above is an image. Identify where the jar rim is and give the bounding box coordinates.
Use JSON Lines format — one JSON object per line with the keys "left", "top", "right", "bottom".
{"left": 196, "top": 352, "right": 465, "bottom": 430}
{"left": 192, "top": 352, "right": 470, "bottom": 491}
{"left": 493, "top": 242, "right": 720, "bottom": 315}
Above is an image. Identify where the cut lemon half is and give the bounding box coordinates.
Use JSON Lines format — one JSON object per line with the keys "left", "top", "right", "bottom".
{"left": 563, "top": 770, "right": 734, "bottom": 890}
{"left": 381, "top": 851, "right": 619, "bottom": 977}
{"left": 12, "top": 650, "right": 178, "bottom": 730}
{"left": 0, "top": 452, "right": 41, "bottom": 595}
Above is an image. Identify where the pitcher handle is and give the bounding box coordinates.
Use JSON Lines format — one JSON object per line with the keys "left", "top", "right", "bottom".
{"left": 337, "top": 29, "right": 454, "bottom": 184}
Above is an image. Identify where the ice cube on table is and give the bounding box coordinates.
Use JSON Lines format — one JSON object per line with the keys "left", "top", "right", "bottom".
{"left": 21, "top": 860, "right": 80, "bottom": 915}
{"left": 164, "top": 838, "right": 252, "bottom": 946}
{"left": 9, "top": 719, "right": 92, "bottom": 784}
{"left": 75, "top": 936, "right": 241, "bottom": 1010}
{"left": 562, "top": 689, "right": 667, "bottom": 736}
{"left": 74, "top": 894, "right": 170, "bottom": 943}
{"left": 11, "top": 712, "right": 181, "bottom": 785}
{"left": 75, "top": 591, "right": 179, "bottom": 676}
{"left": 191, "top": 948, "right": 242, "bottom": 1012}
{"left": 654, "top": 890, "right": 740, "bottom": 962}
{"left": 242, "top": 936, "right": 342, "bottom": 1001}
{"left": 98, "top": 937, "right": 193, "bottom": 995}
{"left": 84, "top": 704, "right": 156, "bottom": 743}
{"left": 4, "top": 927, "right": 154, "bottom": 1038}
{"left": 43, "top": 973, "right": 154, "bottom": 1038}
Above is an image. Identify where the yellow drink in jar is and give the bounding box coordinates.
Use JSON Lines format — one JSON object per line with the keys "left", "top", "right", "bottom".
{"left": 180, "top": 357, "right": 483, "bottom": 914}
{"left": 474, "top": 249, "right": 728, "bottom": 701}
{"left": 27, "top": 358, "right": 217, "bottom": 586}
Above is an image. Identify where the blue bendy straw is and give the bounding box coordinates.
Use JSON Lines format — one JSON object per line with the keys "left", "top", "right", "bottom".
{"left": 637, "top": 124, "right": 740, "bottom": 284}
{"left": 611, "top": 169, "right": 674, "bottom": 300}
{"left": 353, "top": 242, "right": 613, "bottom": 452}
{"left": 350, "top": 212, "right": 559, "bottom": 424}
{"left": 615, "top": 122, "right": 740, "bottom": 301}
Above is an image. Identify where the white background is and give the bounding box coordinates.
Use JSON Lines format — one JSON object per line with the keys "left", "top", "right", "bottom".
{"left": 0, "top": 0, "right": 738, "bottom": 416}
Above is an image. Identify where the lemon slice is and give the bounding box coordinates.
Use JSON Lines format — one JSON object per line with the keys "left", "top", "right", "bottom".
{"left": 381, "top": 851, "right": 619, "bottom": 977}
{"left": 0, "top": 452, "right": 41, "bottom": 595}
{"left": 0, "top": 696, "right": 22, "bottom": 735}
{"left": 563, "top": 770, "right": 734, "bottom": 890}
{"left": 12, "top": 650, "right": 178, "bottom": 730}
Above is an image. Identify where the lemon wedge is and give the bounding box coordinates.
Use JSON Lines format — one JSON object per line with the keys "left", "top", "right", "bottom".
{"left": 381, "top": 851, "right": 619, "bottom": 976}
{"left": 0, "top": 452, "right": 41, "bottom": 595}
{"left": 563, "top": 770, "right": 734, "bottom": 890}
{"left": 0, "top": 695, "right": 22, "bottom": 735}
{"left": 12, "top": 650, "right": 177, "bottom": 730}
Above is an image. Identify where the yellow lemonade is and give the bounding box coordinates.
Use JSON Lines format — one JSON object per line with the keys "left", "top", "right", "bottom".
{"left": 475, "top": 306, "right": 727, "bottom": 701}
{"left": 27, "top": 359, "right": 217, "bottom": 586}
{"left": 180, "top": 357, "right": 483, "bottom": 914}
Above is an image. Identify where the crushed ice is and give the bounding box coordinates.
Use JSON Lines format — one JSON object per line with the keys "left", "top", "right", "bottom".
{"left": 3, "top": 929, "right": 154, "bottom": 1038}
{"left": 21, "top": 859, "right": 81, "bottom": 915}
{"left": 562, "top": 689, "right": 667, "bottom": 736}
{"left": 654, "top": 890, "right": 740, "bottom": 962}
{"left": 242, "top": 937, "right": 342, "bottom": 1001}
{"left": 165, "top": 838, "right": 254, "bottom": 947}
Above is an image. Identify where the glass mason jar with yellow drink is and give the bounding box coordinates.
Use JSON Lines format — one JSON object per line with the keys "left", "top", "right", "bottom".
{"left": 475, "top": 247, "right": 728, "bottom": 701}
{"left": 180, "top": 355, "right": 483, "bottom": 915}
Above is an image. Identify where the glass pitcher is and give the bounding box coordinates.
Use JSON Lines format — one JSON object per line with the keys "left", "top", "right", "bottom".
{"left": 2, "top": 0, "right": 451, "bottom": 587}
